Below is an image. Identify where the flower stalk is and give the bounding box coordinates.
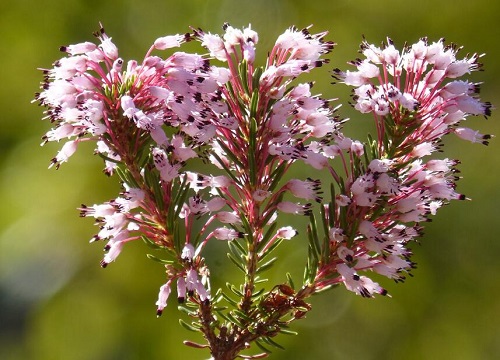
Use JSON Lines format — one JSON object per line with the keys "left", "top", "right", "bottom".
{"left": 35, "top": 24, "right": 492, "bottom": 359}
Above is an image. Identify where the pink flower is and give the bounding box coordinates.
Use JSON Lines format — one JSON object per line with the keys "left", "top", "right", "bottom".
{"left": 156, "top": 282, "right": 172, "bottom": 317}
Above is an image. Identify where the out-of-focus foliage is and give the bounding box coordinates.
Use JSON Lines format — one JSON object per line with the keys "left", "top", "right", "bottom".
{"left": 1, "top": 1, "right": 499, "bottom": 359}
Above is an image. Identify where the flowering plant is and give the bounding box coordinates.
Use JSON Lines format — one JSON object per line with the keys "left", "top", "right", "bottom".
{"left": 35, "top": 23, "right": 491, "bottom": 359}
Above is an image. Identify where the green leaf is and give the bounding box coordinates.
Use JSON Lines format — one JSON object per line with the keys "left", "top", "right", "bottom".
{"left": 97, "top": 152, "right": 121, "bottom": 165}
{"left": 256, "top": 257, "right": 277, "bottom": 274}
{"left": 307, "top": 216, "right": 321, "bottom": 261}
{"left": 141, "top": 235, "right": 163, "bottom": 250}
{"left": 239, "top": 60, "right": 250, "bottom": 95}
{"left": 268, "top": 162, "right": 287, "bottom": 193}
{"left": 250, "top": 287, "right": 266, "bottom": 298}
{"left": 210, "top": 152, "right": 241, "bottom": 185}
{"left": 286, "top": 273, "right": 295, "bottom": 290}
{"left": 179, "top": 319, "right": 200, "bottom": 332}
{"left": 253, "top": 276, "right": 269, "bottom": 285}
{"left": 259, "top": 223, "right": 278, "bottom": 251}
{"left": 279, "top": 328, "right": 298, "bottom": 336}
{"left": 249, "top": 90, "right": 260, "bottom": 121}
{"left": 227, "top": 252, "right": 246, "bottom": 273}
{"left": 115, "top": 165, "right": 138, "bottom": 187}
{"left": 226, "top": 282, "right": 244, "bottom": 297}
{"left": 178, "top": 305, "right": 197, "bottom": 316}
{"left": 215, "top": 310, "right": 235, "bottom": 325}
{"left": 314, "top": 283, "right": 338, "bottom": 293}
{"left": 252, "top": 67, "right": 263, "bottom": 92}
{"left": 216, "top": 139, "right": 245, "bottom": 169}
{"left": 220, "top": 292, "right": 238, "bottom": 307}
{"left": 258, "top": 238, "right": 283, "bottom": 261}
{"left": 169, "top": 177, "right": 190, "bottom": 225}
{"left": 328, "top": 183, "right": 336, "bottom": 227}
{"left": 228, "top": 239, "right": 247, "bottom": 259}
{"left": 146, "top": 253, "right": 173, "bottom": 264}
{"left": 255, "top": 340, "right": 272, "bottom": 354}
{"left": 305, "top": 243, "right": 318, "bottom": 285}
{"left": 225, "top": 311, "right": 245, "bottom": 328}
{"left": 248, "top": 116, "right": 258, "bottom": 185}
{"left": 232, "top": 309, "right": 252, "bottom": 322}
{"left": 261, "top": 336, "right": 285, "bottom": 350}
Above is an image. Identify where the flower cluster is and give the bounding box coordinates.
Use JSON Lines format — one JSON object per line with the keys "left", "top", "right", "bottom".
{"left": 36, "top": 25, "right": 491, "bottom": 358}
{"left": 35, "top": 25, "right": 236, "bottom": 313}
{"left": 36, "top": 25, "right": 230, "bottom": 172}
{"left": 316, "top": 37, "right": 492, "bottom": 297}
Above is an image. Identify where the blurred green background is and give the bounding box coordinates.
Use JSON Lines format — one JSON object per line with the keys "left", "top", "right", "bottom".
{"left": 1, "top": 0, "right": 499, "bottom": 359}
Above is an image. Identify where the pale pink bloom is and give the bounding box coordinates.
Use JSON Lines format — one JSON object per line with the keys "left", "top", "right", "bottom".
{"left": 373, "top": 255, "right": 411, "bottom": 281}
{"left": 276, "top": 226, "right": 297, "bottom": 240}
{"left": 277, "top": 201, "right": 312, "bottom": 215}
{"left": 52, "top": 56, "right": 88, "bottom": 79}
{"left": 336, "top": 263, "right": 387, "bottom": 298}
{"left": 61, "top": 41, "right": 97, "bottom": 55}
{"left": 351, "top": 174, "right": 375, "bottom": 195}
{"left": 354, "top": 192, "right": 378, "bottom": 206}
{"left": 440, "top": 80, "right": 477, "bottom": 98}
{"left": 80, "top": 203, "right": 116, "bottom": 218}
{"left": 382, "top": 44, "right": 400, "bottom": 65}
{"left": 155, "top": 282, "right": 172, "bottom": 316}
{"left": 445, "top": 59, "right": 473, "bottom": 78}
{"left": 213, "top": 227, "right": 244, "bottom": 241}
{"left": 102, "top": 240, "right": 125, "bottom": 266}
{"left": 181, "top": 244, "right": 195, "bottom": 261}
{"left": 177, "top": 277, "right": 186, "bottom": 302}
{"left": 328, "top": 227, "right": 345, "bottom": 242}
{"left": 206, "top": 197, "right": 226, "bottom": 212}
{"left": 43, "top": 123, "right": 78, "bottom": 142}
{"left": 398, "top": 209, "right": 426, "bottom": 222}
{"left": 399, "top": 92, "right": 419, "bottom": 110}
{"left": 335, "top": 135, "right": 354, "bottom": 150}
{"left": 427, "top": 182, "right": 463, "bottom": 200}
{"left": 362, "top": 43, "right": 384, "bottom": 64}
{"left": 454, "top": 127, "right": 491, "bottom": 145}
{"left": 195, "top": 282, "right": 210, "bottom": 302}
{"left": 171, "top": 136, "right": 197, "bottom": 161}
{"left": 369, "top": 159, "right": 392, "bottom": 173}
{"left": 337, "top": 246, "right": 354, "bottom": 262}
{"left": 358, "top": 220, "right": 381, "bottom": 241}
{"left": 395, "top": 196, "right": 422, "bottom": 214}
{"left": 154, "top": 34, "right": 184, "bottom": 50}
{"left": 302, "top": 150, "right": 329, "bottom": 170}
{"left": 425, "top": 159, "right": 456, "bottom": 172}
{"left": 285, "top": 179, "right": 322, "bottom": 202}
{"left": 200, "top": 33, "right": 227, "bottom": 61}
{"left": 411, "top": 142, "right": 435, "bottom": 157}
{"left": 97, "top": 32, "right": 119, "bottom": 60}
{"left": 222, "top": 25, "right": 244, "bottom": 46}
{"left": 97, "top": 213, "right": 128, "bottom": 240}
{"left": 376, "top": 173, "right": 400, "bottom": 195}
{"left": 150, "top": 127, "right": 169, "bottom": 147}
{"left": 350, "top": 141, "right": 364, "bottom": 157}
{"left": 357, "top": 60, "right": 380, "bottom": 78}
{"left": 343, "top": 70, "right": 367, "bottom": 86}
{"left": 209, "top": 66, "right": 231, "bottom": 84}
{"left": 152, "top": 147, "right": 181, "bottom": 182}
{"left": 253, "top": 190, "right": 271, "bottom": 202}
{"left": 335, "top": 195, "right": 351, "bottom": 207}
{"left": 215, "top": 211, "right": 241, "bottom": 224}
{"left": 428, "top": 200, "right": 443, "bottom": 215}
{"left": 274, "top": 26, "right": 331, "bottom": 61}
{"left": 122, "top": 186, "right": 145, "bottom": 208}
{"left": 120, "top": 95, "right": 138, "bottom": 118}
{"left": 49, "top": 140, "right": 78, "bottom": 169}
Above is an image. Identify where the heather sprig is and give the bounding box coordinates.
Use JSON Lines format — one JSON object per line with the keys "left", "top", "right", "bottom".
{"left": 35, "top": 24, "right": 492, "bottom": 360}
